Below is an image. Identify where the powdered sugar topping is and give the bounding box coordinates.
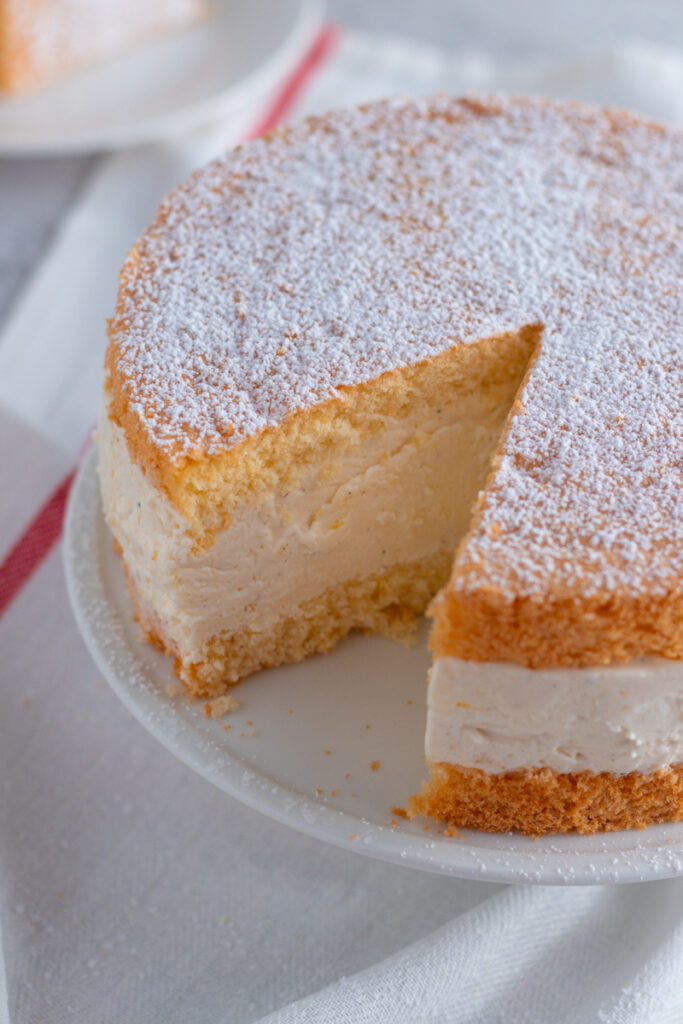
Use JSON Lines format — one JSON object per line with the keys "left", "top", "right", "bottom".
{"left": 111, "top": 95, "right": 683, "bottom": 596}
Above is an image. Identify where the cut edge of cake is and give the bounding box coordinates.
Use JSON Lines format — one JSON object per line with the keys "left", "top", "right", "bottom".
{"left": 105, "top": 317, "right": 541, "bottom": 547}
{"left": 99, "top": 324, "right": 538, "bottom": 695}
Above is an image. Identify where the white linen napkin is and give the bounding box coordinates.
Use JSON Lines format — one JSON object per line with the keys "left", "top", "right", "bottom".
{"left": 256, "top": 883, "right": 683, "bottom": 1024}
{"left": 2, "top": 27, "right": 683, "bottom": 1024}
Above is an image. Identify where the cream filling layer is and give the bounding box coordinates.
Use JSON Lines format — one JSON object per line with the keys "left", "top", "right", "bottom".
{"left": 427, "top": 657, "right": 683, "bottom": 775}
{"left": 97, "top": 391, "right": 508, "bottom": 670}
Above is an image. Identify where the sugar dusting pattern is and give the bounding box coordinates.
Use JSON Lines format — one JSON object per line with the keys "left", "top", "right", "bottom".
{"left": 112, "top": 95, "right": 683, "bottom": 597}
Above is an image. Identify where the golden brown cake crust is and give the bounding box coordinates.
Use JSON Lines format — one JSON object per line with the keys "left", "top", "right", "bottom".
{"left": 408, "top": 762, "right": 683, "bottom": 836}
{"left": 429, "top": 583, "right": 683, "bottom": 668}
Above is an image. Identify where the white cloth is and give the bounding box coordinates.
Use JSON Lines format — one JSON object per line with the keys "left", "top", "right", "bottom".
{"left": 1, "top": 29, "right": 683, "bottom": 1024}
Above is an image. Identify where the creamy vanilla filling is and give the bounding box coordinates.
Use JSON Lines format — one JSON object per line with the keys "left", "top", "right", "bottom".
{"left": 427, "top": 657, "right": 683, "bottom": 775}
{"left": 97, "top": 391, "right": 508, "bottom": 664}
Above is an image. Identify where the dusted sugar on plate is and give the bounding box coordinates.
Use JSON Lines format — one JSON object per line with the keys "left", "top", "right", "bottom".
{"left": 0, "top": 0, "right": 208, "bottom": 94}
{"left": 98, "top": 95, "right": 683, "bottom": 835}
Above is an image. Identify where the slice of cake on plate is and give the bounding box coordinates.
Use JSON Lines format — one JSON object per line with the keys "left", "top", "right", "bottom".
{"left": 98, "top": 95, "right": 683, "bottom": 834}
{"left": 0, "top": 0, "right": 206, "bottom": 94}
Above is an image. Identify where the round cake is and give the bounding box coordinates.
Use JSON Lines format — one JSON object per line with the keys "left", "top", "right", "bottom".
{"left": 99, "top": 94, "right": 683, "bottom": 834}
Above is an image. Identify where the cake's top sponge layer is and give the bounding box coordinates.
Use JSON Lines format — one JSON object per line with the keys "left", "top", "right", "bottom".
{"left": 107, "top": 95, "right": 682, "bottom": 639}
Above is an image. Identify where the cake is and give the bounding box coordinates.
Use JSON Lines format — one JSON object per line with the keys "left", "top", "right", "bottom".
{"left": 0, "top": 0, "right": 206, "bottom": 94}
{"left": 98, "top": 95, "right": 683, "bottom": 835}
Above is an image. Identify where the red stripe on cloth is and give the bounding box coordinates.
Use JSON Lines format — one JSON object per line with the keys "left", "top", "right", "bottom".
{"left": 245, "top": 23, "right": 341, "bottom": 140}
{"left": 0, "top": 27, "right": 339, "bottom": 619}
{"left": 0, "top": 470, "right": 75, "bottom": 618}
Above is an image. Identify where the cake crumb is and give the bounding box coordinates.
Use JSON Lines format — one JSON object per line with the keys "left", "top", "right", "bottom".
{"left": 444, "top": 825, "right": 459, "bottom": 837}
{"left": 365, "top": 724, "right": 371, "bottom": 730}
{"left": 407, "top": 700, "right": 413, "bottom": 705}
{"left": 391, "top": 806, "right": 408, "bottom": 819}
{"left": 345, "top": 773, "right": 352, "bottom": 780}
{"left": 330, "top": 790, "right": 338, "bottom": 797}
{"left": 202, "top": 694, "right": 240, "bottom": 719}
{"left": 324, "top": 749, "right": 331, "bottom": 756}
{"left": 165, "top": 684, "right": 180, "bottom": 699}
{"left": 247, "top": 728, "right": 258, "bottom": 738}
{"left": 349, "top": 834, "right": 358, "bottom": 840}
{"left": 223, "top": 724, "right": 232, "bottom": 731}
{"left": 316, "top": 788, "right": 324, "bottom": 795}
{"left": 370, "top": 760, "right": 381, "bottom": 772}
{"left": 351, "top": 793, "right": 358, "bottom": 798}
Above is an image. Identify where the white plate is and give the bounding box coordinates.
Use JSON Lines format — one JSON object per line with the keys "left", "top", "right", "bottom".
{"left": 0, "top": 0, "right": 321, "bottom": 155}
{"left": 64, "top": 447, "right": 683, "bottom": 885}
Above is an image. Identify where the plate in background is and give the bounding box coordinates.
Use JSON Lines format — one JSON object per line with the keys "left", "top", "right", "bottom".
{"left": 64, "top": 448, "right": 683, "bottom": 885}
{"left": 0, "top": 0, "right": 321, "bottom": 154}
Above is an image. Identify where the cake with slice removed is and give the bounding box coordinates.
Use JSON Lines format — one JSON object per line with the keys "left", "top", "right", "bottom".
{"left": 98, "top": 94, "right": 683, "bottom": 834}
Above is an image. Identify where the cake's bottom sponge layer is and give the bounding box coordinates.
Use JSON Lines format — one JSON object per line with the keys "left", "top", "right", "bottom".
{"left": 408, "top": 762, "right": 683, "bottom": 835}
{"left": 128, "top": 550, "right": 452, "bottom": 699}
